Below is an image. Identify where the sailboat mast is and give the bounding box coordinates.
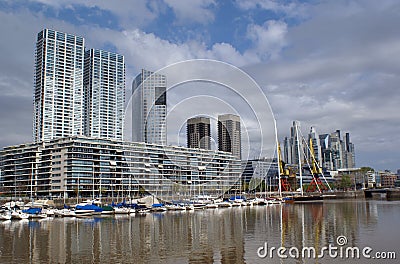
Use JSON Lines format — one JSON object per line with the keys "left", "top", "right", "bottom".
{"left": 274, "top": 119, "right": 282, "bottom": 198}
{"left": 30, "top": 162, "right": 33, "bottom": 201}
{"left": 295, "top": 121, "right": 304, "bottom": 196}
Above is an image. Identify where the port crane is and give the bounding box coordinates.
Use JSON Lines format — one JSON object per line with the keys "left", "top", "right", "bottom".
{"left": 278, "top": 143, "right": 292, "bottom": 192}
{"left": 305, "top": 138, "right": 328, "bottom": 192}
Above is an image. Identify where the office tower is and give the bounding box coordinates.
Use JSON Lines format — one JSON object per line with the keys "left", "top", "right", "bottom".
{"left": 319, "top": 133, "right": 333, "bottom": 170}
{"left": 84, "top": 49, "right": 125, "bottom": 140}
{"left": 329, "top": 130, "right": 343, "bottom": 170}
{"left": 289, "top": 121, "right": 303, "bottom": 166}
{"left": 33, "top": 29, "right": 85, "bottom": 142}
{"left": 283, "top": 136, "right": 291, "bottom": 164}
{"left": 343, "top": 132, "right": 355, "bottom": 168}
{"left": 218, "top": 114, "right": 241, "bottom": 159}
{"left": 187, "top": 117, "right": 211, "bottom": 150}
{"left": 308, "top": 127, "right": 322, "bottom": 166}
{"left": 131, "top": 69, "right": 167, "bottom": 145}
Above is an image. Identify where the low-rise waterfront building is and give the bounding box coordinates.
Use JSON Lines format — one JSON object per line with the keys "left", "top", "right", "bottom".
{"left": 379, "top": 171, "right": 397, "bottom": 188}
{"left": 0, "top": 136, "right": 241, "bottom": 201}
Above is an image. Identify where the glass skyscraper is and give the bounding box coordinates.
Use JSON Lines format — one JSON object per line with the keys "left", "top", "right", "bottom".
{"left": 33, "top": 29, "right": 125, "bottom": 142}
{"left": 187, "top": 117, "right": 211, "bottom": 150}
{"left": 84, "top": 49, "right": 125, "bottom": 140}
{"left": 131, "top": 69, "right": 167, "bottom": 145}
{"left": 33, "top": 29, "right": 85, "bottom": 142}
{"left": 218, "top": 114, "right": 241, "bottom": 159}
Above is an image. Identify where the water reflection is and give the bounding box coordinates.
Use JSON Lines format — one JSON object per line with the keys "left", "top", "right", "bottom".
{"left": 0, "top": 200, "right": 398, "bottom": 263}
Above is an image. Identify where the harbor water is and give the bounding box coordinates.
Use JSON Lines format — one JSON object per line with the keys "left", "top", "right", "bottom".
{"left": 0, "top": 199, "right": 399, "bottom": 263}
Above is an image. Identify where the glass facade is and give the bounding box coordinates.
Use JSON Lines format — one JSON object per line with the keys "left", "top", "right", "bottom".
{"left": 0, "top": 137, "right": 241, "bottom": 200}
{"left": 218, "top": 114, "right": 242, "bottom": 159}
{"left": 84, "top": 49, "right": 125, "bottom": 140}
{"left": 132, "top": 69, "right": 167, "bottom": 145}
{"left": 33, "top": 29, "right": 85, "bottom": 142}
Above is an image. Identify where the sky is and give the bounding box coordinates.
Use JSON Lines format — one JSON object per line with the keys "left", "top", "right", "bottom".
{"left": 0, "top": 0, "right": 399, "bottom": 171}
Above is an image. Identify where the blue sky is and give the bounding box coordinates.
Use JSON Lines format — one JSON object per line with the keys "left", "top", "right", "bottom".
{"left": 0, "top": 0, "right": 399, "bottom": 171}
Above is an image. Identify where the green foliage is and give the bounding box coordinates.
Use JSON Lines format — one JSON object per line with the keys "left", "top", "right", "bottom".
{"left": 360, "top": 167, "right": 374, "bottom": 173}
{"left": 338, "top": 174, "right": 353, "bottom": 190}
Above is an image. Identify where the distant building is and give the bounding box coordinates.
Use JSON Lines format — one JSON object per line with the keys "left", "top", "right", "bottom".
{"left": 283, "top": 122, "right": 355, "bottom": 171}
{"left": 187, "top": 117, "right": 211, "bottom": 150}
{"left": 283, "top": 136, "right": 291, "bottom": 164}
{"left": 218, "top": 114, "right": 241, "bottom": 159}
{"left": 308, "top": 126, "right": 322, "bottom": 166}
{"left": 283, "top": 122, "right": 303, "bottom": 165}
{"left": 132, "top": 69, "right": 167, "bottom": 145}
{"left": 367, "top": 171, "right": 377, "bottom": 188}
{"left": 33, "top": 29, "right": 85, "bottom": 142}
{"left": 380, "top": 171, "right": 397, "bottom": 188}
{"left": 342, "top": 132, "right": 355, "bottom": 168}
{"left": 84, "top": 49, "right": 125, "bottom": 140}
{"left": 319, "top": 133, "right": 333, "bottom": 170}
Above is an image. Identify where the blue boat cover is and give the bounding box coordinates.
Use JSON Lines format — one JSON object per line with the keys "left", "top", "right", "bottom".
{"left": 22, "top": 208, "right": 42, "bottom": 214}
{"left": 75, "top": 204, "right": 103, "bottom": 212}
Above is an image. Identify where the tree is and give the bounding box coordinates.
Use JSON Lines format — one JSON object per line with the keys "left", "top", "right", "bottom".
{"left": 360, "top": 167, "right": 374, "bottom": 173}
{"left": 338, "top": 174, "right": 352, "bottom": 190}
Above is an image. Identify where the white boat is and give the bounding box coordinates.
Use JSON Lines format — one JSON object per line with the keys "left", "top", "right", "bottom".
{"left": 151, "top": 205, "right": 167, "bottom": 212}
{"left": 3, "top": 201, "right": 25, "bottom": 209}
{"left": 54, "top": 208, "right": 76, "bottom": 217}
{"left": 165, "top": 204, "right": 179, "bottom": 211}
{"left": 253, "top": 197, "right": 267, "bottom": 205}
{"left": 11, "top": 211, "right": 30, "bottom": 220}
{"left": 113, "top": 207, "right": 130, "bottom": 214}
{"left": 29, "top": 213, "right": 48, "bottom": 219}
{"left": 230, "top": 201, "right": 241, "bottom": 207}
{"left": 267, "top": 199, "right": 281, "bottom": 205}
{"left": 74, "top": 210, "right": 94, "bottom": 216}
{"left": 43, "top": 208, "right": 55, "bottom": 217}
{"left": 185, "top": 204, "right": 194, "bottom": 210}
{"left": 0, "top": 212, "right": 12, "bottom": 220}
{"left": 136, "top": 208, "right": 150, "bottom": 215}
{"left": 205, "top": 203, "right": 218, "bottom": 209}
{"left": 216, "top": 201, "right": 232, "bottom": 208}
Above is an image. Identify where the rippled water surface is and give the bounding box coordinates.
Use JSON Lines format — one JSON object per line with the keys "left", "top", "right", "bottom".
{"left": 0, "top": 200, "right": 399, "bottom": 263}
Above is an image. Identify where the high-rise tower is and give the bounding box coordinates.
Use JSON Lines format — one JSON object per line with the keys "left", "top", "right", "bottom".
{"left": 33, "top": 29, "right": 85, "bottom": 142}
{"left": 218, "top": 114, "right": 241, "bottom": 159}
{"left": 84, "top": 49, "right": 125, "bottom": 140}
{"left": 187, "top": 117, "right": 211, "bottom": 150}
{"left": 131, "top": 69, "right": 167, "bottom": 145}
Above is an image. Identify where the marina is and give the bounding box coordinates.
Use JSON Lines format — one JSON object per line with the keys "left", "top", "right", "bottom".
{"left": 0, "top": 199, "right": 398, "bottom": 263}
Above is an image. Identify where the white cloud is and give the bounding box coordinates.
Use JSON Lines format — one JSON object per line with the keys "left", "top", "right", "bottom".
{"left": 246, "top": 20, "right": 287, "bottom": 60}
{"left": 235, "top": 0, "right": 308, "bottom": 18}
{"left": 163, "top": 0, "right": 216, "bottom": 25}
{"left": 29, "top": 0, "right": 160, "bottom": 28}
{"left": 30, "top": 0, "right": 217, "bottom": 27}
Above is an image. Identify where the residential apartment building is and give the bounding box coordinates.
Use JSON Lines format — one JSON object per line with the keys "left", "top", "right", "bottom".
{"left": 0, "top": 137, "right": 241, "bottom": 199}
{"left": 33, "top": 29, "right": 126, "bottom": 142}
{"left": 33, "top": 29, "right": 85, "bottom": 142}
{"left": 218, "top": 114, "right": 241, "bottom": 159}
{"left": 84, "top": 49, "right": 125, "bottom": 140}
{"left": 187, "top": 117, "right": 211, "bottom": 150}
